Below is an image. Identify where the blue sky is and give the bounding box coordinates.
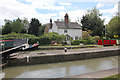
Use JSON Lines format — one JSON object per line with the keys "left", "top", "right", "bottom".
{"left": 0, "top": 0, "right": 119, "bottom": 26}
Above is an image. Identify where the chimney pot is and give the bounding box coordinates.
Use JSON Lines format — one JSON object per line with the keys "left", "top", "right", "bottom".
{"left": 64, "top": 13, "right": 69, "bottom": 24}
{"left": 50, "top": 18, "right": 52, "bottom": 29}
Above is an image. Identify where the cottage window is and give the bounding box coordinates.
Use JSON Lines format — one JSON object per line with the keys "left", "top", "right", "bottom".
{"left": 64, "top": 29, "right": 67, "bottom": 33}
{"left": 75, "top": 36, "right": 79, "bottom": 40}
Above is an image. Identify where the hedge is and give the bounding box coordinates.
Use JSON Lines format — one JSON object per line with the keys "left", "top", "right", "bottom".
{"left": 71, "top": 40, "right": 86, "bottom": 45}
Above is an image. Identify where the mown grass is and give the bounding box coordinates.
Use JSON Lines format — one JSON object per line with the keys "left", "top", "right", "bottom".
{"left": 100, "top": 74, "right": 120, "bottom": 80}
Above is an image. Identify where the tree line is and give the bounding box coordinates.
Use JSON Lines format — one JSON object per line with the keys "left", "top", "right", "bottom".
{"left": 1, "top": 18, "right": 45, "bottom": 36}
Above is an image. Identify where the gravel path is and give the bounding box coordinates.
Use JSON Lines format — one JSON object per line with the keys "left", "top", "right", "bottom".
{"left": 10, "top": 46, "right": 119, "bottom": 58}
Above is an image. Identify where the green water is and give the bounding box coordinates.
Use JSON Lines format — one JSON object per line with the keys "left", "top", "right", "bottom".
{"left": 2, "top": 56, "right": 118, "bottom": 78}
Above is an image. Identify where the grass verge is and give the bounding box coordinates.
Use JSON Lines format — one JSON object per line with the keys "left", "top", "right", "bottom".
{"left": 100, "top": 74, "right": 120, "bottom": 80}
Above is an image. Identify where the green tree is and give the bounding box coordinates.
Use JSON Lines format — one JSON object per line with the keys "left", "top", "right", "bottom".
{"left": 81, "top": 7, "right": 104, "bottom": 37}
{"left": 43, "top": 32, "right": 66, "bottom": 43}
{"left": 38, "top": 32, "right": 66, "bottom": 45}
{"left": 12, "top": 18, "right": 24, "bottom": 33}
{"left": 106, "top": 16, "right": 120, "bottom": 38}
{"left": 39, "top": 24, "right": 45, "bottom": 36}
{"left": 2, "top": 20, "right": 12, "bottom": 35}
{"left": 28, "top": 18, "right": 41, "bottom": 36}
{"left": 21, "top": 18, "right": 29, "bottom": 33}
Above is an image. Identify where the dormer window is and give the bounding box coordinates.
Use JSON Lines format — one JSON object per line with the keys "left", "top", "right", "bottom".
{"left": 64, "top": 29, "right": 67, "bottom": 33}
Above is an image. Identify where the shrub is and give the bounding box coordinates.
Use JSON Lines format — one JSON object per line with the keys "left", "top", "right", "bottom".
{"left": 2, "top": 32, "right": 38, "bottom": 39}
{"left": 82, "top": 31, "right": 91, "bottom": 40}
{"left": 83, "top": 37, "right": 95, "bottom": 44}
{"left": 38, "top": 32, "right": 66, "bottom": 45}
{"left": 101, "top": 37, "right": 107, "bottom": 40}
{"left": 28, "top": 38, "right": 39, "bottom": 44}
{"left": 71, "top": 40, "right": 80, "bottom": 45}
{"left": 93, "top": 36, "right": 100, "bottom": 44}
{"left": 38, "top": 36, "right": 51, "bottom": 45}
{"left": 71, "top": 39, "right": 86, "bottom": 45}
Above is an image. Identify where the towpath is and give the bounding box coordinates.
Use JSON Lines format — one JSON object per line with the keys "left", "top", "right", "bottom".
{"left": 11, "top": 46, "right": 119, "bottom": 58}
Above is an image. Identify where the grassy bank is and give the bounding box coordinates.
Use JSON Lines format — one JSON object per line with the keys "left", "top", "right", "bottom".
{"left": 100, "top": 74, "right": 120, "bottom": 80}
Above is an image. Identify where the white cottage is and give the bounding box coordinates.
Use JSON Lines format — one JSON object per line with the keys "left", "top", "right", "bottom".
{"left": 44, "top": 13, "right": 82, "bottom": 40}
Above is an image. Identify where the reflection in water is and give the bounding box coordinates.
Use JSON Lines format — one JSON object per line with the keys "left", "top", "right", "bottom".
{"left": 2, "top": 56, "right": 118, "bottom": 78}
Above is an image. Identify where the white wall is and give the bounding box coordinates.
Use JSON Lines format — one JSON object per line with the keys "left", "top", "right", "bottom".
{"left": 58, "top": 29, "right": 64, "bottom": 35}
{"left": 68, "top": 29, "right": 82, "bottom": 40}
{"left": 58, "top": 29, "right": 82, "bottom": 40}
{"left": 49, "top": 22, "right": 82, "bottom": 40}
{"left": 49, "top": 23, "right": 58, "bottom": 33}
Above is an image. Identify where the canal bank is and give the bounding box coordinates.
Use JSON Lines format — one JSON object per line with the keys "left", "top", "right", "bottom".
{"left": 4, "top": 46, "right": 119, "bottom": 67}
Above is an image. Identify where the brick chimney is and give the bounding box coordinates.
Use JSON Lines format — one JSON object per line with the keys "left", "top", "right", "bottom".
{"left": 64, "top": 13, "right": 69, "bottom": 24}
{"left": 50, "top": 18, "right": 52, "bottom": 29}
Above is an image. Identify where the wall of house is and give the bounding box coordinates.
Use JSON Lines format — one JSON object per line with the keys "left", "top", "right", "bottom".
{"left": 58, "top": 29, "right": 82, "bottom": 40}
{"left": 49, "top": 23, "right": 58, "bottom": 33}
{"left": 68, "top": 29, "right": 82, "bottom": 40}
{"left": 58, "top": 29, "right": 64, "bottom": 35}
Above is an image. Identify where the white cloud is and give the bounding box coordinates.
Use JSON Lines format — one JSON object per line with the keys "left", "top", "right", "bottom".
{"left": 94, "top": 0, "right": 119, "bottom": 3}
{"left": 99, "top": 3, "right": 118, "bottom": 24}
{"left": 25, "top": 0, "right": 65, "bottom": 10}
{"left": 58, "top": 2, "right": 71, "bottom": 6}
{"left": 59, "top": 9, "right": 85, "bottom": 24}
{"left": 100, "top": 3, "right": 118, "bottom": 15}
{"left": 100, "top": 16, "right": 111, "bottom": 24}
{"left": 96, "top": 3, "right": 104, "bottom": 8}
{"left": 0, "top": 0, "right": 62, "bottom": 26}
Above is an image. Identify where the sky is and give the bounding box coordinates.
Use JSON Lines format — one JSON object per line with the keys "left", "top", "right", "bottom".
{"left": 0, "top": 0, "right": 119, "bottom": 27}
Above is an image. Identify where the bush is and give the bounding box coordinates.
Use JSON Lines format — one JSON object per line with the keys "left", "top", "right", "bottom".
{"left": 39, "top": 37, "right": 51, "bottom": 45}
{"left": 101, "top": 37, "right": 107, "bottom": 40}
{"left": 71, "top": 39, "right": 86, "bottom": 45}
{"left": 71, "top": 37, "right": 95, "bottom": 45}
{"left": 83, "top": 39, "right": 94, "bottom": 44}
{"left": 2, "top": 32, "right": 38, "bottom": 39}
{"left": 82, "top": 31, "right": 91, "bottom": 40}
{"left": 83, "top": 37, "right": 95, "bottom": 44}
{"left": 38, "top": 32, "right": 66, "bottom": 45}
{"left": 28, "top": 38, "right": 39, "bottom": 44}
{"left": 71, "top": 40, "right": 80, "bottom": 45}
{"left": 92, "top": 36, "right": 100, "bottom": 44}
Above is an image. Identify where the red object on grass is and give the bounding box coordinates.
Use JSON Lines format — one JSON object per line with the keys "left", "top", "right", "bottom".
{"left": 110, "top": 40, "right": 116, "bottom": 44}
{"left": 97, "top": 40, "right": 103, "bottom": 45}
{"left": 98, "top": 40, "right": 117, "bottom": 45}
{"left": 103, "top": 40, "right": 110, "bottom": 45}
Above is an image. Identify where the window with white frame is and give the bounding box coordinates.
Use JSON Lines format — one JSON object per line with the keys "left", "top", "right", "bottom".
{"left": 64, "top": 29, "right": 67, "bottom": 33}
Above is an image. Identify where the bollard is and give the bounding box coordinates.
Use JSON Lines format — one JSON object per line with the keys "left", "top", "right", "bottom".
{"left": 27, "top": 56, "right": 29, "bottom": 63}
{"left": 64, "top": 48, "right": 67, "bottom": 52}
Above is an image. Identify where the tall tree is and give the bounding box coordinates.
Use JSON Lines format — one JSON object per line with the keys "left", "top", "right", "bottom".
{"left": 106, "top": 16, "right": 120, "bottom": 38}
{"left": 28, "top": 18, "right": 41, "bottom": 36}
{"left": 21, "top": 18, "right": 29, "bottom": 33}
{"left": 81, "top": 7, "right": 104, "bottom": 37}
{"left": 2, "top": 20, "right": 12, "bottom": 35}
{"left": 39, "top": 24, "right": 45, "bottom": 36}
{"left": 12, "top": 18, "right": 24, "bottom": 33}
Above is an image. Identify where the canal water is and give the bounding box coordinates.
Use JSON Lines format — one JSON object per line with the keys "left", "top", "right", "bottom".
{"left": 2, "top": 56, "right": 118, "bottom": 78}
